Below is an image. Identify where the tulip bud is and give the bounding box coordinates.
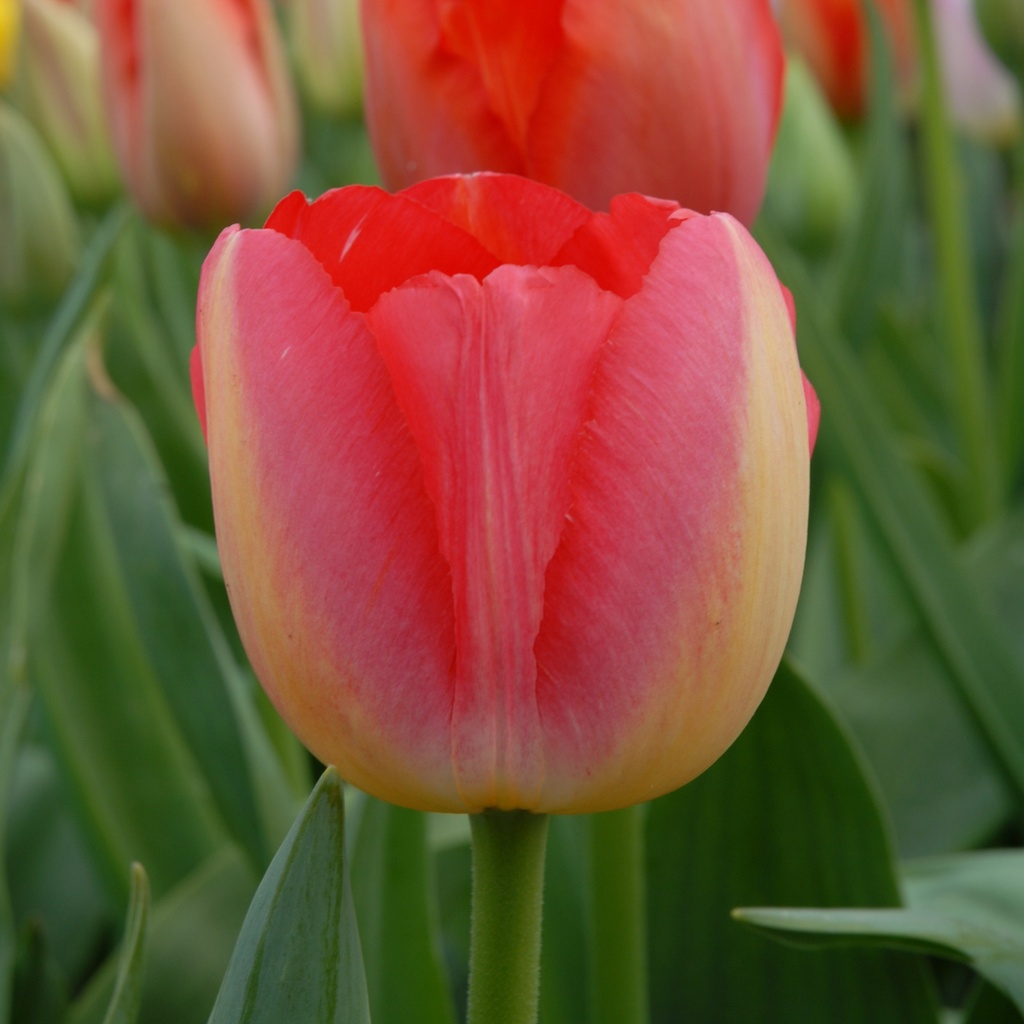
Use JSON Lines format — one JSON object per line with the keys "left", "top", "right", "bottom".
{"left": 359, "top": 0, "right": 785, "bottom": 226}
{"left": 14, "top": 0, "right": 119, "bottom": 203}
{"left": 192, "top": 173, "right": 818, "bottom": 814}
{"left": 286, "top": 0, "right": 363, "bottom": 117}
{"left": 94, "top": 0, "right": 299, "bottom": 230}
{"left": 762, "top": 56, "right": 856, "bottom": 251}
{"left": 0, "top": 101, "right": 80, "bottom": 307}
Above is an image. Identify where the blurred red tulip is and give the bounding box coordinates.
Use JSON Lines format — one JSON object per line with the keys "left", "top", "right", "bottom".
{"left": 359, "top": 0, "right": 784, "bottom": 225}
{"left": 192, "top": 173, "right": 818, "bottom": 814}
{"left": 95, "top": 0, "right": 299, "bottom": 229}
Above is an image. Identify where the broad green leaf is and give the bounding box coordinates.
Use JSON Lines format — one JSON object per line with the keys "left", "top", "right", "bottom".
{"left": 70, "top": 846, "right": 258, "bottom": 1024}
{"left": 102, "top": 865, "right": 150, "bottom": 1024}
{"left": 208, "top": 769, "right": 371, "bottom": 1024}
{"left": 827, "top": 638, "right": 1011, "bottom": 855}
{"left": 0, "top": 688, "right": 30, "bottom": 1024}
{"left": 10, "top": 920, "right": 67, "bottom": 1024}
{"left": 17, "top": 335, "right": 227, "bottom": 904}
{"left": 2, "top": 204, "right": 130, "bottom": 483}
{"left": 646, "top": 661, "right": 938, "bottom": 1024}
{"left": 968, "top": 982, "right": 1024, "bottom": 1024}
{"left": 6, "top": 743, "right": 111, "bottom": 987}
{"left": 762, "top": 228, "right": 1024, "bottom": 808}
{"left": 86, "top": 381, "right": 298, "bottom": 867}
{"left": 349, "top": 797, "right": 456, "bottom": 1024}
{"left": 735, "top": 850, "right": 1024, "bottom": 1014}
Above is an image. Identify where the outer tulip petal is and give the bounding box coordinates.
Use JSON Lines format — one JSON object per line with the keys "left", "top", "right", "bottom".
{"left": 368, "top": 264, "right": 622, "bottom": 810}
{"left": 360, "top": 0, "right": 522, "bottom": 187}
{"left": 533, "top": 214, "right": 811, "bottom": 813}
{"left": 526, "top": 0, "right": 784, "bottom": 221}
{"left": 401, "top": 172, "right": 592, "bottom": 265}
{"left": 195, "top": 226, "right": 461, "bottom": 810}
{"left": 265, "top": 185, "right": 501, "bottom": 312}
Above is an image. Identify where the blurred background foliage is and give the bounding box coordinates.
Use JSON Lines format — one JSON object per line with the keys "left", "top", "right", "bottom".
{"left": 3, "top": 0, "right": 1024, "bottom": 1022}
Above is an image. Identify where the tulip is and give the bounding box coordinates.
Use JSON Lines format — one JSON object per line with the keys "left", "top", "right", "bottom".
{"left": 359, "top": 0, "right": 785, "bottom": 226}
{"left": 15, "top": 0, "right": 120, "bottom": 203}
{"left": 192, "top": 173, "right": 818, "bottom": 814}
{"left": 778, "top": 0, "right": 916, "bottom": 118}
{"left": 94, "top": 0, "right": 299, "bottom": 230}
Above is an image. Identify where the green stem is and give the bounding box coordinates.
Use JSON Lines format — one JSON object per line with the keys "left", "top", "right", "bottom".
{"left": 467, "top": 810, "right": 549, "bottom": 1024}
{"left": 911, "top": 0, "right": 1002, "bottom": 527}
{"left": 588, "top": 806, "right": 649, "bottom": 1024}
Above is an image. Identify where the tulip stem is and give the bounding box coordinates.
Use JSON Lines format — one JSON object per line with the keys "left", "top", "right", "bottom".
{"left": 467, "top": 810, "right": 549, "bottom": 1024}
{"left": 588, "top": 805, "right": 649, "bottom": 1024}
{"left": 910, "top": 0, "right": 1002, "bottom": 527}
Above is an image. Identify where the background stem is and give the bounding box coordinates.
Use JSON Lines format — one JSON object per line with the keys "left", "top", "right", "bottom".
{"left": 910, "top": 0, "right": 1002, "bottom": 527}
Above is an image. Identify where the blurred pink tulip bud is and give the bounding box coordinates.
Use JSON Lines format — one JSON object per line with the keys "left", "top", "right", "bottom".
{"left": 15, "top": 0, "right": 119, "bottom": 203}
{"left": 192, "top": 173, "right": 819, "bottom": 814}
{"left": 359, "top": 0, "right": 785, "bottom": 226}
{"left": 95, "top": 0, "right": 299, "bottom": 230}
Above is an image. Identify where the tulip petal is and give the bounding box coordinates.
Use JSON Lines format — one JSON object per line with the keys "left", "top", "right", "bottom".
{"left": 195, "top": 226, "right": 461, "bottom": 810}
{"left": 551, "top": 192, "right": 687, "bottom": 299}
{"left": 526, "top": 0, "right": 783, "bottom": 222}
{"left": 436, "top": 0, "right": 563, "bottom": 150}
{"left": 534, "top": 214, "right": 811, "bottom": 812}
{"left": 401, "top": 172, "right": 592, "bottom": 265}
{"left": 368, "top": 264, "right": 623, "bottom": 810}
{"left": 360, "top": 0, "right": 523, "bottom": 188}
{"left": 265, "top": 185, "right": 501, "bottom": 312}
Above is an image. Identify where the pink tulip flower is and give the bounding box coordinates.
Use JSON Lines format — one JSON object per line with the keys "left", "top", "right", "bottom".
{"left": 192, "top": 173, "right": 819, "bottom": 814}
{"left": 359, "top": 0, "right": 785, "bottom": 226}
{"left": 94, "top": 0, "right": 298, "bottom": 229}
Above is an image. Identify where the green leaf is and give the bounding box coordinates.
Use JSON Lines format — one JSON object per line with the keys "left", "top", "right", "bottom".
{"left": 0, "top": 690, "right": 32, "bottom": 1024}
{"left": 761, "top": 227, "right": 1024, "bottom": 808}
{"left": 86, "top": 379, "right": 298, "bottom": 868}
{"left": 349, "top": 796, "right": 456, "bottom": 1024}
{"left": 102, "top": 865, "right": 150, "bottom": 1024}
{"left": 17, "top": 335, "right": 227, "bottom": 904}
{"left": 827, "top": 637, "right": 1011, "bottom": 855}
{"left": 735, "top": 850, "right": 1024, "bottom": 1015}
{"left": 207, "top": 769, "right": 371, "bottom": 1024}
{"left": 6, "top": 743, "right": 111, "bottom": 988}
{"left": 2, "top": 204, "right": 131, "bottom": 484}
{"left": 70, "top": 846, "right": 258, "bottom": 1024}
{"left": 646, "top": 661, "right": 939, "bottom": 1024}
